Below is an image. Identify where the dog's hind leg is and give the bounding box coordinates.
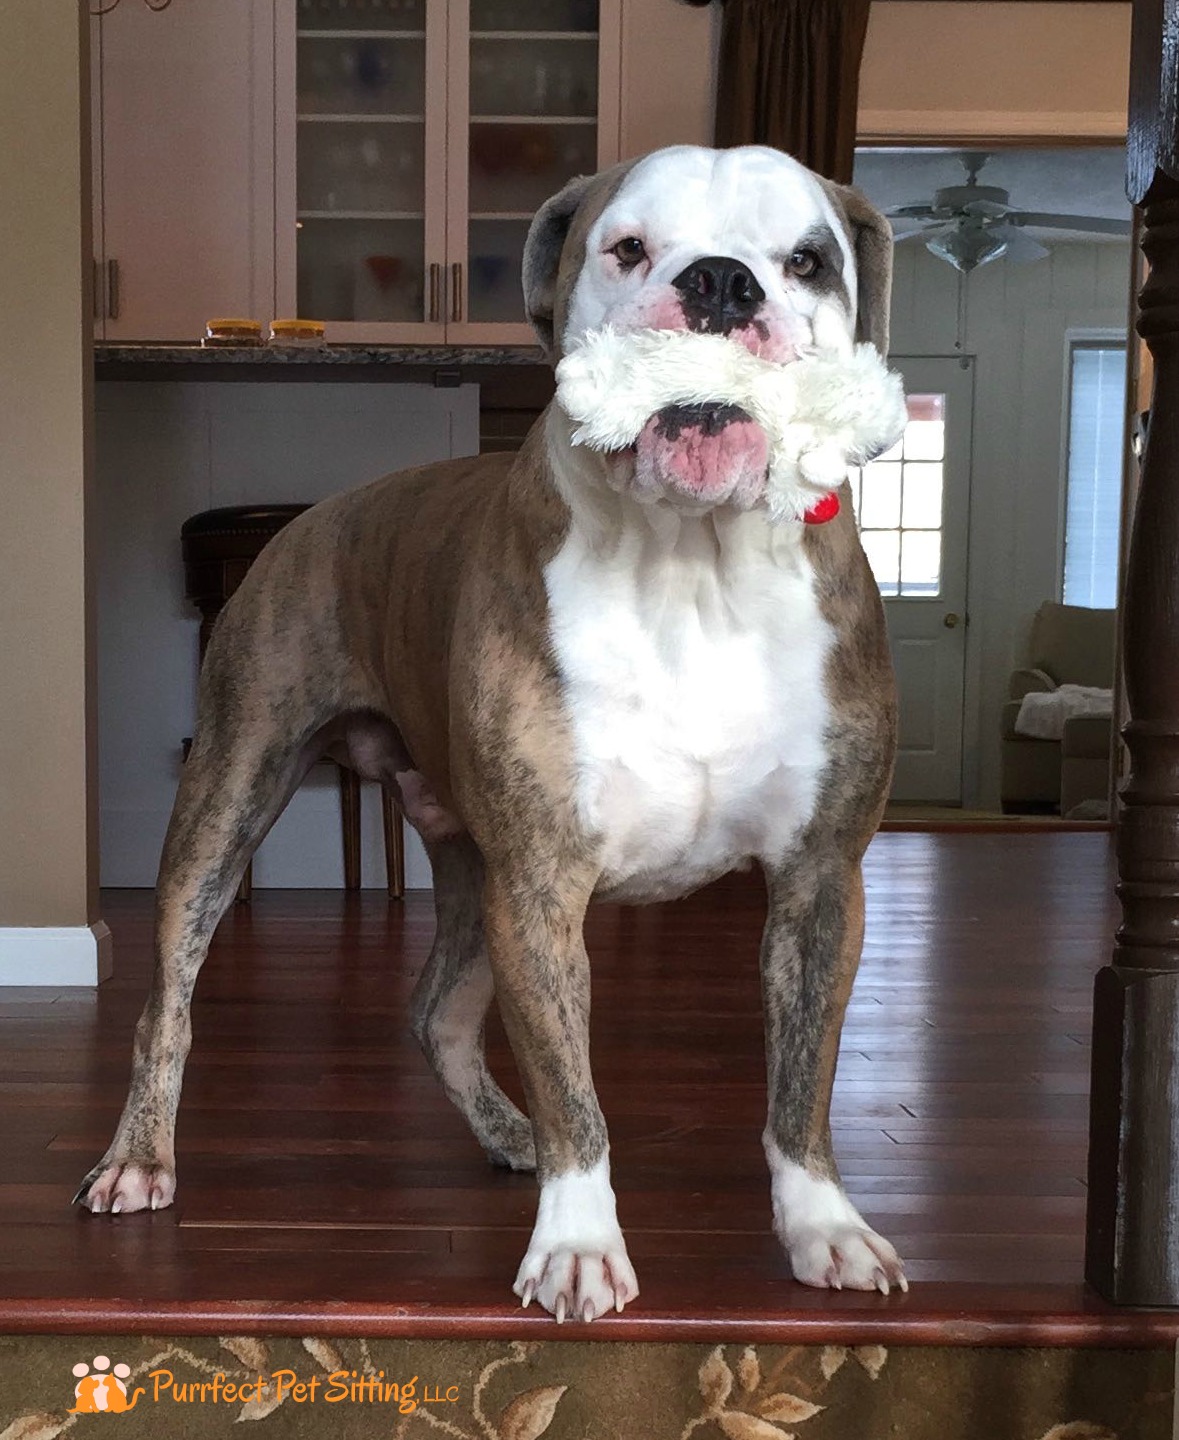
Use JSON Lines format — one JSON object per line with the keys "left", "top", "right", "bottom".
{"left": 75, "top": 648, "right": 329, "bottom": 1214}
{"left": 409, "top": 834, "right": 535, "bottom": 1172}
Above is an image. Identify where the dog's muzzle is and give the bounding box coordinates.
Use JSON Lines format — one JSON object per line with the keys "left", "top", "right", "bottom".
{"left": 633, "top": 400, "right": 769, "bottom": 508}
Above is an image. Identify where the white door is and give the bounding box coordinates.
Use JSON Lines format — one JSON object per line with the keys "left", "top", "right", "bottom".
{"left": 850, "top": 356, "right": 974, "bottom": 804}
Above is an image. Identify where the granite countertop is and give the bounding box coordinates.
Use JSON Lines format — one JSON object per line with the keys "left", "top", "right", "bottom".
{"left": 95, "top": 342, "right": 545, "bottom": 367}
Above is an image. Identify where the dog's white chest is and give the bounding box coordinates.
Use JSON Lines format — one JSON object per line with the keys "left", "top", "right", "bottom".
{"left": 545, "top": 510, "right": 833, "bottom": 900}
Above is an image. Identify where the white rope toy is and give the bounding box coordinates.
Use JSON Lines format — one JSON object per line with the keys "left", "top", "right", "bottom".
{"left": 555, "top": 326, "right": 908, "bottom": 523}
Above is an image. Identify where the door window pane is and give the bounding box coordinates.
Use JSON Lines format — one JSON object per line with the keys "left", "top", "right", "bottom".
{"left": 900, "top": 463, "right": 943, "bottom": 529}
{"left": 901, "top": 419, "right": 944, "bottom": 462}
{"left": 900, "top": 531, "right": 942, "bottom": 595}
{"left": 859, "top": 462, "right": 902, "bottom": 528}
{"left": 860, "top": 532, "right": 900, "bottom": 597}
{"left": 850, "top": 394, "right": 946, "bottom": 597}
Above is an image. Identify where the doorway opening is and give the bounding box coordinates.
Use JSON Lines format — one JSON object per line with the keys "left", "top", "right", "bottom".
{"left": 851, "top": 145, "right": 1134, "bottom": 820}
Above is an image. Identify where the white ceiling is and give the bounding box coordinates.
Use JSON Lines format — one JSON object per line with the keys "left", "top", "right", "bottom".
{"left": 852, "top": 147, "right": 1132, "bottom": 240}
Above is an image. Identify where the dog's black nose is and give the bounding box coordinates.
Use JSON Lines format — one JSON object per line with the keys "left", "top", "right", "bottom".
{"left": 671, "top": 255, "right": 765, "bottom": 334}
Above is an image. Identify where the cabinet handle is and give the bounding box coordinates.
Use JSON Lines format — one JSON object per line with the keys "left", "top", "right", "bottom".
{"left": 93, "top": 259, "right": 102, "bottom": 321}
{"left": 451, "top": 262, "right": 463, "bottom": 323}
{"left": 428, "top": 262, "right": 441, "bottom": 323}
{"left": 107, "top": 258, "right": 120, "bottom": 320}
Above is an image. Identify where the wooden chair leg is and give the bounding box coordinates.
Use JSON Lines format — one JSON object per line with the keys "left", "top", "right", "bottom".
{"left": 381, "top": 787, "right": 405, "bottom": 900}
{"left": 338, "top": 765, "right": 362, "bottom": 891}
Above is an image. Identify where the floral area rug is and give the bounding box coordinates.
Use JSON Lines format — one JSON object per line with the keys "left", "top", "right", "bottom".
{"left": 0, "top": 1335, "right": 1171, "bottom": 1440}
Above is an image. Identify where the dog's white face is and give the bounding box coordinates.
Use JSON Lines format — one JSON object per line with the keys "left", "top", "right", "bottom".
{"left": 558, "top": 146, "right": 865, "bottom": 513}
{"left": 565, "top": 145, "right": 858, "bottom": 361}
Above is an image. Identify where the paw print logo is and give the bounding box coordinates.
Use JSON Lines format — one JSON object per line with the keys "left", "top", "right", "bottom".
{"left": 68, "top": 1355, "right": 144, "bottom": 1414}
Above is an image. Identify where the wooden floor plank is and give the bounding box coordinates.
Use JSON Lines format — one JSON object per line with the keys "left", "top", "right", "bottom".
{"left": 0, "top": 831, "right": 1173, "bottom": 1345}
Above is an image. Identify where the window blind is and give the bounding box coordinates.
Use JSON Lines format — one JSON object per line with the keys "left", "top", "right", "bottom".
{"left": 1062, "top": 344, "right": 1127, "bottom": 610}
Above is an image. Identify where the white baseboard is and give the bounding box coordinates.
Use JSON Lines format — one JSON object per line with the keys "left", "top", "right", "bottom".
{"left": 0, "top": 921, "right": 113, "bottom": 986}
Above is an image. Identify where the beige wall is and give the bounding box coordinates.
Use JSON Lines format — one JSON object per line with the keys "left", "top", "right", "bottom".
{"left": 0, "top": 1, "right": 99, "bottom": 927}
{"left": 860, "top": 3, "right": 1131, "bottom": 141}
{"left": 619, "top": 0, "right": 716, "bottom": 159}
{"left": 619, "top": 1, "right": 1131, "bottom": 155}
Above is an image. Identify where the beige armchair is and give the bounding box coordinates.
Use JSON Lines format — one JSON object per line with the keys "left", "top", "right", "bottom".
{"left": 1000, "top": 602, "right": 1116, "bottom": 815}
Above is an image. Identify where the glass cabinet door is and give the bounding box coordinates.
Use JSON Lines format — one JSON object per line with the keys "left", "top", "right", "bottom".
{"left": 450, "top": 0, "right": 616, "bottom": 338}
{"left": 277, "top": 0, "right": 619, "bottom": 340}
{"left": 281, "top": 0, "right": 447, "bottom": 334}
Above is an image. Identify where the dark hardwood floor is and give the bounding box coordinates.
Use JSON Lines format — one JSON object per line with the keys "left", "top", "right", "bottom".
{"left": 1, "top": 832, "right": 1174, "bottom": 1344}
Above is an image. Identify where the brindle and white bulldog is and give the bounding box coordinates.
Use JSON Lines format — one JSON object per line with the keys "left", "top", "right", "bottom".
{"left": 77, "top": 144, "right": 905, "bottom": 1321}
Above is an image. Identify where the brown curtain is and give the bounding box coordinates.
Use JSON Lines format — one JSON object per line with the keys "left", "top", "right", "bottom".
{"left": 714, "top": 0, "right": 872, "bottom": 184}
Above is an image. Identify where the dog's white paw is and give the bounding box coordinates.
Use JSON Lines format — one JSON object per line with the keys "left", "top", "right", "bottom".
{"left": 514, "top": 1241, "right": 639, "bottom": 1322}
{"left": 765, "top": 1138, "right": 907, "bottom": 1295}
{"left": 512, "top": 1159, "right": 639, "bottom": 1322}
{"left": 786, "top": 1222, "right": 907, "bottom": 1294}
{"left": 74, "top": 1161, "right": 176, "bottom": 1215}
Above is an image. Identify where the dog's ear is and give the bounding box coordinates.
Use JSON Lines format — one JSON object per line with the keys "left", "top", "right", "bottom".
{"left": 522, "top": 173, "right": 599, "bottom": 356}
{"left": 822, "top": 181, "right": 894, "bottom": 357}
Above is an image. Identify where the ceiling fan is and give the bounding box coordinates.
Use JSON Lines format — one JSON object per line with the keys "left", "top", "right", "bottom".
{"left": 886, "top": 152, "right": 1132, "bottom": 272}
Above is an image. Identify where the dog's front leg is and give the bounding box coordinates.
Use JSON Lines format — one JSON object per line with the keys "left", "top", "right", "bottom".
{"left": 482, "top": 866, "right": 638, "bottom": 1322}
{"left": 760, "top": 856, "right": 907, "bottom": 1294}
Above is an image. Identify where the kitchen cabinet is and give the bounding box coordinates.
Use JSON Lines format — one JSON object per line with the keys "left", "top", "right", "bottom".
{"left": 275, "top": 0, "right": 622, "bottom": 342}
{"left": 90, "top": 0, "right": 273, "bottom": 341}
{"left": 90, "top": 0, "right": 620, "bottom": 344}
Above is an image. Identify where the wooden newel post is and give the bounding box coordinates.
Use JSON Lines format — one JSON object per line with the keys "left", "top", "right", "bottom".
{"left": 1085, "top": 0, "right": 1179, "bottom": 1306}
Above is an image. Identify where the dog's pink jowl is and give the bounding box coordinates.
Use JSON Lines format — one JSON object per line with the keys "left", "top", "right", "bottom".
{"left": 633, "top": 406, "right": 769, "bottom": 508}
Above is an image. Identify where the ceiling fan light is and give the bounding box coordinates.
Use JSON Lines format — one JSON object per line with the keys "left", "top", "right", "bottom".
{"left": 925, "top": 228, "right": 1009, "bottom": 273}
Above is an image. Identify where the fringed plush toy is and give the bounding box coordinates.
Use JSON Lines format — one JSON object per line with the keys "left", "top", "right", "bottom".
{"left": 555, "top": 325, "right": 908, "bottom": 525}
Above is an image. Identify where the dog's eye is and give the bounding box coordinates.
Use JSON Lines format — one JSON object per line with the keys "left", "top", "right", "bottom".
{"left": 611, "top": 237, "right": 647, "bottom": 267}
{"left": 786, "top": 248, "right": 821, "bottom": 279}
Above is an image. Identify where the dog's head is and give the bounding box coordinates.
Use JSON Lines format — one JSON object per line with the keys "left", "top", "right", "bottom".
{"left": 524, "top": 145, "right": 895, "bottom": 514}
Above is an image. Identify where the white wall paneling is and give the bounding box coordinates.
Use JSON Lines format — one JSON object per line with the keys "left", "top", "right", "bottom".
{"left": 95, "top": 381, "right": 480, "bottom": 890}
